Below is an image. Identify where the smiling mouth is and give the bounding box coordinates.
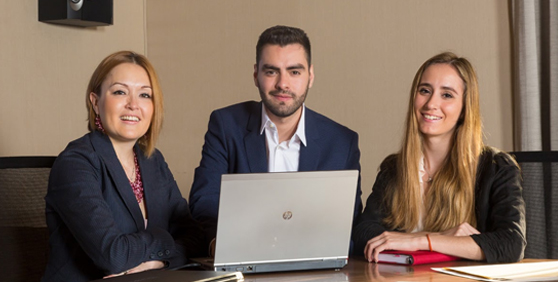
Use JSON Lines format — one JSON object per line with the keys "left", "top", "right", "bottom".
{"left": 121, "top": 116, "right": 140, "bottom": 122}
{"left": 423, "top": 114, "right": 441, "bottom": 120}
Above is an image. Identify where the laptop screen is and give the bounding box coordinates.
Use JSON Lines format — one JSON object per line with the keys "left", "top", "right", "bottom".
{"left": 214, "top": 170, "right": 358, "bottom": 268}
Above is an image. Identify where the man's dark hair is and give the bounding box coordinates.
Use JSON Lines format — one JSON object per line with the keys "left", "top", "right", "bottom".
{"left": 256, "top": 25, "right": 311, "bottom": 66}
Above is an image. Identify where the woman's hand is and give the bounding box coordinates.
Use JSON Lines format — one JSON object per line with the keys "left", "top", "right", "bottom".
{"left": 125, "top": 260, "right": 165, "bottom": 274}
{"left": 103, "top": 261, "right": 165, "bottom": 279}
{"left": 364, "top": 223, "right": 483, "bottom": 263}
{"left": 440, "top": 222, "right": 480, "bottom": 236}
{"left": 364, "top": 231, "right": 427, "bottom": 263}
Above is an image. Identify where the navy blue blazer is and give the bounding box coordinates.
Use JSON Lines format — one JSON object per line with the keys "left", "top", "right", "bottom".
{"left": 42, "top": 131, "right": 204, "bottom": 282}
{"left": 189, "top": 101, "right": 363, "bottom": 240}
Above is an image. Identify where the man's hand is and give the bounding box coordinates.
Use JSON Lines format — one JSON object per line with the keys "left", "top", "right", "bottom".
{"left": 210, "top": 238, "right": 216, "bottom": 257}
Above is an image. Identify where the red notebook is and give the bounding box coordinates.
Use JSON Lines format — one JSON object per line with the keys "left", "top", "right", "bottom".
{"left": 378, "top": 250, "right": 461, "bottom": 265}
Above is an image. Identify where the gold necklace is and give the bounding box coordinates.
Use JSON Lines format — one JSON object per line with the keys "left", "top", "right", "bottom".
{"left": 124, "top": 158, "right": 136, "bottom": 182}
{"left": 424, "top": 161, "right": 433, "bottom": 183}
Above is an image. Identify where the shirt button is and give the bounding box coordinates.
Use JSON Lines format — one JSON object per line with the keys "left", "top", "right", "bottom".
{"left": 165, "top": 250, "right": 171, "bottom": 255}
{"left": 158, "top": 251, "right": 164, "bottom": 257}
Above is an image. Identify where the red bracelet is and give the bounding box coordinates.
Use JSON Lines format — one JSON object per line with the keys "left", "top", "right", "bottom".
{"left": 426, "top": 234, "right": 433, "bottom": 252}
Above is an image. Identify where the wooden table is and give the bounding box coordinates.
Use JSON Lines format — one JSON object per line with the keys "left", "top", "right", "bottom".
{"left": 241, "top": 258, "right": 551, "bottom": 282}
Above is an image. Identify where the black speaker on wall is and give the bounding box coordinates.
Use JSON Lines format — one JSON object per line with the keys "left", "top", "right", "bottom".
{"left": 39, "top": 0, "right": 113, "bottom": 27}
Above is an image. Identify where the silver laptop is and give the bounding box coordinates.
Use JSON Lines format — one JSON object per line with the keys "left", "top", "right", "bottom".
{"left": 206, "top": 170, "right": 358, "bottom": 273}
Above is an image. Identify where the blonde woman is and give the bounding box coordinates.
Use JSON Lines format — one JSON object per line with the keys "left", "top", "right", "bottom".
{"left": 353, "top": 52, "right": 525, "bottom": 263}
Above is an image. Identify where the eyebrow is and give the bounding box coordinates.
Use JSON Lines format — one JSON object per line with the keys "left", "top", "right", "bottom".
{"left": 261, "top": 63, "right": 306, "bottom": 71}
{"left": 111, "top": 82, "right": 152, "bottom": 90}
{"left": 418, "top": 83, "right": 459, "bottom": 94}
{"left": 286, "top": 64, "right": 306, "bottom": 70}
{"left": 261, "top": 64, "right": 279, "bottom": 71}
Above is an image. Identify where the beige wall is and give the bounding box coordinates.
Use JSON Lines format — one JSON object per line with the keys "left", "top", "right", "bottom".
{"left": 146, "top": 1, "right": 513, "bottom": 201}
{"left": 0, "top": 1, "right": 146, "bottom": 157}
{"left": 1, "top": 1, "right": 512, "bottom": 206}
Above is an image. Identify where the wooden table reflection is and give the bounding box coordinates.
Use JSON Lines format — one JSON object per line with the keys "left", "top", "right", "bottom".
{"left": 242, "top": 258, "right": 550, "bottom": 282}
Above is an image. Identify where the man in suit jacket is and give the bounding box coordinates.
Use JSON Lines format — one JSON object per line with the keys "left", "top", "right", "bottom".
{"left": 189, "top": 25, "right": 362, "bottom": 251}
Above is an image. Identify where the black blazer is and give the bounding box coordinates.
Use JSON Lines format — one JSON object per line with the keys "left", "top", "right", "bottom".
{"left": 189, "top": 101, "right": 363, "bottom": 240}
{"left": 353, "top": 146, "right": 526, "bottom": 263}
{"left": 42, "top": 131, "right": 204, "bottom": 282}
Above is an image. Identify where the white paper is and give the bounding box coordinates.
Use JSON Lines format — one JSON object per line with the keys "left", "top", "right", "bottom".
{"left": 432, "top": 261, "right": 558, "bottom": 281}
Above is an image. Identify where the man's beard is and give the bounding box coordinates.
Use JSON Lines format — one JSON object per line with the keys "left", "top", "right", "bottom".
{"left": 259, "top": 85, "right": 309, "bottom": 118}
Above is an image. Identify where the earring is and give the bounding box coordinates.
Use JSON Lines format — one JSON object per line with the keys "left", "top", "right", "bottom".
{"left": 95, "top": 115, "right": 105, "bottom": 133}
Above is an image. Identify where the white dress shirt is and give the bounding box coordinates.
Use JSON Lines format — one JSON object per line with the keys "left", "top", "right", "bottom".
{"left": 412, "top": 156, "right": 429, "bottom": 232}
{"left": 260, "top": 104, "right": 307, "bottom": 172}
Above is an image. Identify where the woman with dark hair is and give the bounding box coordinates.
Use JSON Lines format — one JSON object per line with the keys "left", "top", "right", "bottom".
{"left": 42, "top": 51, "right": 204, "bottom": 282}
{"left": 353, "top": 52, "right": 525, "bottom": 263}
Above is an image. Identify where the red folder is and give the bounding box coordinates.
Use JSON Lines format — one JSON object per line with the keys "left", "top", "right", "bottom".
{"left": 378, "top": 250, "right": 461, "bottom": 265}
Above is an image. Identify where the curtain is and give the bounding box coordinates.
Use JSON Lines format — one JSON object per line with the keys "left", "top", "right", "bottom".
{"left": 511, "top": 0, "right": 558, "bottom": 151}
{"left": 511, "top": 0, "right": 558, "bottom": 259}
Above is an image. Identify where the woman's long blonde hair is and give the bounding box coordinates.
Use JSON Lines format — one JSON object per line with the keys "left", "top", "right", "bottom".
{"left": 384, "top": 52, "right": 484, "bottom": 232}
